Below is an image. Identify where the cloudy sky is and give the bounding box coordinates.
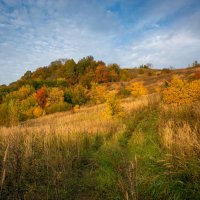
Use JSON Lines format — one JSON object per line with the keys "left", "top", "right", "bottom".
{"left": 0, "top": 0, "right": 200, "bottom": 84}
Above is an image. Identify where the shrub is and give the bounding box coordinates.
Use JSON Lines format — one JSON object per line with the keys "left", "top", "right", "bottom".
{"left": 127, "top": 82, "right": 148, "bottom": 97}
{"left": 33, "top": 106, "right": 44, "bottom": 118}
{"left": 105, "top": 91, "right": 123, "bottom": 117}
{"left": 45, "top": 102, "right": 72, "bottom": 114}
{"left": 162, "top": 76, "right": 200, "bottom": 104}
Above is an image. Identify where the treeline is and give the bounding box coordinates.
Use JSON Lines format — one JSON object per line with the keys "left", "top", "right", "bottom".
{"left": 0, "top": 56, "right": 199, "bottom": 126}
{"left": 20, "top": 56, "right": 121, "bottom": 88}
{"left": 0, "top": 56, "right": 132, "bottom": 125}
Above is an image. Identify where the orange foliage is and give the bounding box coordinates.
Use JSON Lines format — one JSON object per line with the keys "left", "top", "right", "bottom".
{"left": 127, "top": 82, "right": 148, "bottom": 97}
{"left": 47, "top": 87, "right": 64, "bottom": 106}
{"left": 95, "top": 65, "right": 110, "bottom": 83}
{"left": 33, "top": 87, "right": 48, "bottom": 108}
{"left": 91, "top": 83, "right": 107, "bottom": 104}
{"left": 162, "top": 76, "right": 200, "bottom": 104}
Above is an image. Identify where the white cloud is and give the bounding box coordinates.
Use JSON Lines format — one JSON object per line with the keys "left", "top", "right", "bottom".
{"left": 0, "top": 0, "right": 200, "bottom": 84}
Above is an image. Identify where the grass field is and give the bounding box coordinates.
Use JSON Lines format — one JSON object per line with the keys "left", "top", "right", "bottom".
{"left": 0, "top": 93, "right": 200, "bottom": 199}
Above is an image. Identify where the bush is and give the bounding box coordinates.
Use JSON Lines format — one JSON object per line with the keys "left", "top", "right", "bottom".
{"left": 127, "top": 82, "right": 148, "bottom": 97}
{"left": 33, "top": 106, "right": 44, "bottom": 118}
{"left": 105, "top": 91, "right": 123, "bottom": 117}
{"left": 45, "top": 102, "right": 72, "bottom": 114}
{"left": 162, "top": 76, "right": 200, "bottom": 104}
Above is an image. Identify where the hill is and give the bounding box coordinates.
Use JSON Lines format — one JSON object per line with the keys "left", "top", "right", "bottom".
{"left": 0, "top": 57, "right": 200, "bottom": 199}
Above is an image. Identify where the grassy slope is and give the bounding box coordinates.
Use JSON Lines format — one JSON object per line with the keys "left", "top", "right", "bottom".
{"left": 0, "top": 66, "right": 200, "bottom": 199}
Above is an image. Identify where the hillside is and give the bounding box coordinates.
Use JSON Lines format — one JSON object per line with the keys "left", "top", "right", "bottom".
{"left": 0, "top": 56, "right": 199, "bottom": 126}
{"left": 0, "top": 93, "right": 200, "bottom": 199}
{"left": 0, "top": 58, "right": 200, "bottom": 199}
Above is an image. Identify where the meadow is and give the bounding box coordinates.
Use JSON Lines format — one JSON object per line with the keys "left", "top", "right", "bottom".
{"left": 0, "top": 59, "right": 200, "bottom": 199}
{"left": 0, "top": 92, "right": 200, "bottom": 200}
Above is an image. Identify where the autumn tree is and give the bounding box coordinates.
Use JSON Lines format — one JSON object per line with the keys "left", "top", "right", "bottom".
{"left": 8, "top": 100, "right": 19, "bottom": 126}
{"left": 95, "top": 64, "right": 110, "bottom": 83}
{"left": 34, "top": 87, "right": 48, "bottom": 108}
{"left": 5, "top": 85, "right": 35, "bottom": 102}
{"left": 77, "top": 56, "right": 95, "bottom": 75}
{"left": 64, "top": 59, "right": 77, "bottom": 84}
{"left": 71, "top": 85, "right": 88, "bottom": 106}
{"left": 47, "top": 87, "right": 64, "bottom": 106}
{"left": 105, "top": 91, "right": 123, "bottom": 117}
{"left": 91, "top": 83, "right": 107, "bottom": 104}
{"left": 108, "top": 63, "right": 120, "bottom": 74}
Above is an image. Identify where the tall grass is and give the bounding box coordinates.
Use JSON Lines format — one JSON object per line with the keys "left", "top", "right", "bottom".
{"left": 0, "top": 95, "right": 199, "bottom": 199}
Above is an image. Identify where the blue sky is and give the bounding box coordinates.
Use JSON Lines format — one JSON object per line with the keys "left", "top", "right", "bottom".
{"left": 0, "top": 0, "right": 200, "bottom": 84}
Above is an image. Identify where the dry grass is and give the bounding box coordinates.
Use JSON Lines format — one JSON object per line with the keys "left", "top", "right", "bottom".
{"left": 159, "top": 102, "right": 200, "bottom": 159}
{"left": 0, "top": 95, "right": 153, "bottom": 199}
{"left": 160, "top": 121, "right": 200, "bottom": 157}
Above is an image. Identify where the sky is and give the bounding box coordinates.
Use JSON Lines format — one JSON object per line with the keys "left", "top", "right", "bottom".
{"left": 0, "top": 0, "right": 200, "bottom": 85}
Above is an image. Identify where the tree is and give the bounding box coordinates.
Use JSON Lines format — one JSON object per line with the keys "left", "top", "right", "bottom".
{"left": 77, "top": 56, "right": 94, "bottom": 75}
{"left": 107, "top": 63, "right": 120, "bottom": 74}
{"left": 8, "top": 100, "right": 19, "bottom": 126}
{"left": 47, "top": 87, "right": 64, "bottom": 106}
{"left": 91, "top": 83, "right": 107, "bottom": 104}
{"left": 95, "top": 64, "right": 110, "bottom": 83}
{"left": 64, "top": 59, "right": 77, "bottom": 84}
{"left": 105, "top": 91, "right": 123, "bottom": 117}
{"left": 21, "top": 70, "right": 32, "bottom": 80}
{"left": 71, "top": 85, "right": 88, "bottom": 106}
{"left": 34, "top": 87, "right": 48, "bottom": 108}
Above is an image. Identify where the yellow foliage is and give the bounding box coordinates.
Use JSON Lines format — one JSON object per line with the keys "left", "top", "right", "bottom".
{"left": 91, "top": 83, "right": 107, "bottom": 104}
{"left": 127, "top": 82, "right": 148, "bottom": 97}
{"left": 33, "top": 106, "right": 44, "bottom": 118}
{"left": 105, "top": 91, "right": 123, "bottom": 117}
{"left": 47, "top": 87, "right": 64, "bottom": 106}
{"left": 162, "top": 76, "right": 200, "bottom": 104}
{"left": 6, "top": 85, "right": 34, "bottom": 102}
